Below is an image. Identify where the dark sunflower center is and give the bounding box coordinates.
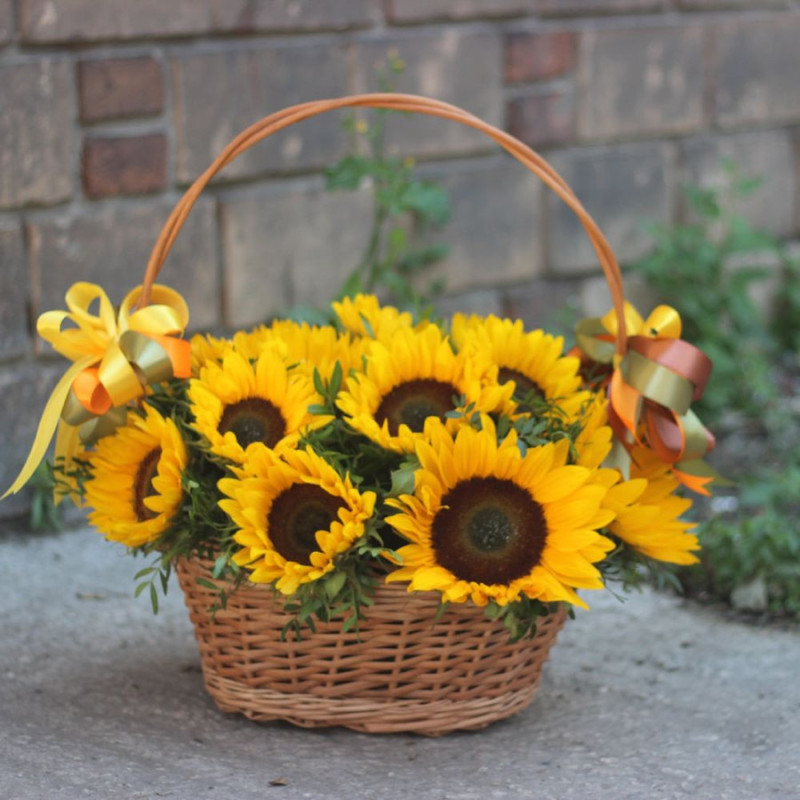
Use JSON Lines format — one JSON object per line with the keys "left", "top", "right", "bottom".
{"left": 218, "top": 398, "right": 286, "bottom": 449}
{"left": 267, "top": 484, "right": 346, "bottom": 565}
{"left": 375, "top": 379, "right": 458, "bottom": 435}
{"left": 133, "top": 448, "right": 162, "bottom": 522}
{"left": 497, "top": 367, "right": 544, "bottom": 405}
{"left": 432, "top": 477, "right": 547, "bottom": 585}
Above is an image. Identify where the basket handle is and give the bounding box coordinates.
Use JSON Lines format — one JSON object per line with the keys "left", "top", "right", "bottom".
{"left": 139, "top": 93, "right": 629, "bottom": 354}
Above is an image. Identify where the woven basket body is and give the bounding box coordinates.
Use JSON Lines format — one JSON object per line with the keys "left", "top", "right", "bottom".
{"left": 175, "top": 557, "right": 566, "bottom": 735}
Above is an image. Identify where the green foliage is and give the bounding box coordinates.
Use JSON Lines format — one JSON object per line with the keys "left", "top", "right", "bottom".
{"left": 484, "top": 596, "right": 559, "bottom": 644}
{"left": 323, "top": 55, "right": 451, "bottom": 312}
{"left": 685, "top": 464, "right": 800, "bottom": 618}
{"left": 633, "top": 160, "right": 800, "bottom": 618}
{"left": 632, "top": 161, "right": 790, "bottom": 424}
{"left": 280, "top": 526, "right": 395, "bottom": 641}
{"left": 27, "top": 462, "right": 64, "bottom": 531}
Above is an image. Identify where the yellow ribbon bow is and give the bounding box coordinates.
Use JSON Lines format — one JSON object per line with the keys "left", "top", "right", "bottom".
{"left": 575, "top": 303, "right": 718, "bottom": 495}
{"left": 3, "top": 282, "right": 191, "bottom": 500}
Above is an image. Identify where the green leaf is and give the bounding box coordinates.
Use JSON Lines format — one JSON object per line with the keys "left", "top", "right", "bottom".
{"left": 150, "top": 583, "right": 159, "bottom": 615}
{"left": 390, "top": 466, "right": 416, "bottom": 496}
{"left": 324, "top": 571, "right": 348, "bottom": 602}
{"left": 399, "top": 182, "right": 450, "bottom": 225}
{"left": 324, "top": 155, "right": 373, "bottom": 190}
{"left": 329, "top": 361, "right": 343, "bottom": 398}
{"left": 134, "top": 567, "right": 156, "bottom": 581}
{"left": 212, "top": 556, "right": 229, "bottom": 579}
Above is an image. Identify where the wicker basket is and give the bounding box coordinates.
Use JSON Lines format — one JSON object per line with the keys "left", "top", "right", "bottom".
{"left": 139, "top": 93, "right": 630, "bottom": 735}
{"left": 175, "top": 556, "right": 566, "bottom": 735}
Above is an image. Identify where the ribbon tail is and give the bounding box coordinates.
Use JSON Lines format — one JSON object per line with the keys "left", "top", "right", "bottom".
{"left": 2, "top": 357, "right": 96, "bottom": 498}
{"left": 672, "top": 459, "right": 732, "bottom": 496}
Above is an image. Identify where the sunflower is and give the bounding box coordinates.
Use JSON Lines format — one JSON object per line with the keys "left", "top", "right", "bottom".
{"left": 85, "top": 404, "right": 187, "bottom": 548}
{"left": 385, "top": 418, "right": 615, "bottom": 608}
{"left": 603, "top": 448, "right": 700, "bottom": 565}
{"left": 332, "top": 293, "right": 417, "bottom": 341}
{"left": 188, "top": 347, "right": 328, "bottom": 464}
{"left": 219, "top": 446, "right": 377, "bottom": 595}
{"left": 572, "top": 391, "right": 615, "bottom": 470}
{"left": 190, "top": 331, "right": 231, "bottom": 374}
{"left": 451, "top": 314, "right": 583, "bottom": 413}
{"left": 568, "top": 394, "right": 699, "bottom": 564}
{"left": 270, "top": 319, "right": 362, "bottom": 381}
{"left": 336, "top": 325, "right": 512, "bottom": 453}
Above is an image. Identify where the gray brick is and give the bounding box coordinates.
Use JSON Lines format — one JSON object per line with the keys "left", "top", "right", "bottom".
{"left": 173, "top": 44, "right": 350, "bottom": 184}
{"left": 680, "top": 130, "right": 796, "bottom": 238}
{"left": 0, "top": 362, "right": 62, "bottom": 518}
{"left": 546, "top": 142, "right": 673, "bottom": 275}
{"left": 352, "top": 31, "right": 503, "bottom": 158}
{"left": 579, "top": 26, "right": 705, "bottom": 140}
{"left": 220, "top": 180, "right": 373, "bottom": 327}
{"left": 29, "top": 200, "right": 220, "bottom": 331}
{"left": 507, "top": 86, "right": 576, "bottom": 148}
{"left": 501, "top": 280, "right": 579, "bottom": 335}
{"left": 214, "top": 0, "right": 373, "bottom": 31}
{"left": 387, "top": 0, "right": 528, "bottom": 22}
{"left": 0, "top": 0, "right": 13, "bottom": 43}
{"left": 715, "top": 16, "right": 800, "bottom": 127}
{"left": 0, "top": 222, "right": 30, "bottom": 360}
{"left": 20, "top": 0, "right": 212, "bottom": 42}
{"left": 434, "top": 289, "right": 504, "bottom": 320}
{"left": 422, "top": 157, "right": 545, "bottom": 293}
{"left": 0, "top": 61, "right": 74, "bottom": 210}
{"left": 580, "top": 273, "right": 659, "bottom": 319}
{"left": 538, "top": 0, "right": 664, "bottom": 14}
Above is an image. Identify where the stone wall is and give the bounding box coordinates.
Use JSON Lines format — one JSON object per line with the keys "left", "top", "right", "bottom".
{"left": 2, "top": 0, "right": 799, "bottom": 515}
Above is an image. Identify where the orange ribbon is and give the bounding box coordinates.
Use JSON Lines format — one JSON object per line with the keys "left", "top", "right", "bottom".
{"left": 575, "top": 303, "right": 718, "bottom": 495}
{"left": 3, "top": 283, "right": 191, "bottom": 500}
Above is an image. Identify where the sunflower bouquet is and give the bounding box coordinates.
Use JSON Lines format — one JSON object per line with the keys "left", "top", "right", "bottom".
{"left": 26, "top": 290, "right": 705, "bottom": 643}
{"left": 3, "top": 94, "right": 719, "bottom": 733}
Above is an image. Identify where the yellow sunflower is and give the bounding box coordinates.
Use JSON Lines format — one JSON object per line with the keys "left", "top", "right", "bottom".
{"left": 568, "top": 394, "right": 699, "bottom": 564}
{"left": 572, "top": 391, "right": 615, "bottom": 470}
{"left": 336, "top": 324, "right": 512, "bottom": 453}
{"left": 190, "top": 332, "right": 231, "bottom": 374}
{"left": 602, "top": 448, "right": 700, "bottom": 565}
{"left": 385, "top": 418, "right": 615, "bottom": 608}
{"left": 451, "top": 314, "right": 583, "bottom": 413}
{"left": 270, "top": 319, "right": 362, "bottom": 381}
{"left": 219, "top": 446, "right": 377, "bottom": 595}
{"left": 188, "top": 347, "right": 328, "bottom": 464}
{"left": 85, "top": 404, "right": 187, "bottom": 548}
{"left": 230, "top": 319, "right": 360, "bottom": 384}
{"left": 332, "top": 293, "right": 418, "bottom": 341}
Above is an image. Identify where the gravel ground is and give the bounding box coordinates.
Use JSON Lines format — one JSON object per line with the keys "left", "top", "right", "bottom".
{"left": 2, "top": 524, "right": 799, "bottom": 800}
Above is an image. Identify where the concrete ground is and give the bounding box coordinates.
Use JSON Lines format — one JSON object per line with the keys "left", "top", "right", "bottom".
{"left": 2, "top": 523, "right": 799, "bottom": 800}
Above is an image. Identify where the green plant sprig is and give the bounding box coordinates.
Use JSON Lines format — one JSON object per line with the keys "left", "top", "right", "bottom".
{"left": 484, "top": 596, "right": 560, "bottom": 644}
{"left": 280, "top": 524, "right": 399, "bottom": 641}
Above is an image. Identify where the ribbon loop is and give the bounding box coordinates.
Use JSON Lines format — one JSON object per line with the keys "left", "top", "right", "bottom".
{"left": 574, "top": 301, "right": 719, "bottom": 495}
{"left": 2, "top": 282, "right": 191, "bottom": 500}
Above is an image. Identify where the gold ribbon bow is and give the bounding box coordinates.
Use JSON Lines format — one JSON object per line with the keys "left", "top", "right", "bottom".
{"left": 3, "top": 282, "right": 191, "bottom": 499}
{"left": 575, "top": 303, "right": 718, "bottom": 495}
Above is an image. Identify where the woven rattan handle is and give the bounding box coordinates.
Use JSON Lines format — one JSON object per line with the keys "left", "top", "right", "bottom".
{"left": 140, "top": 93, "right": 629, "bottom": 353}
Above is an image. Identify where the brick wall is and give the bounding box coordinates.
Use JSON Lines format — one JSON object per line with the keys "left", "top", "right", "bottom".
{"left": 2, "top": 0, "right": 799, "bottom": 516}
